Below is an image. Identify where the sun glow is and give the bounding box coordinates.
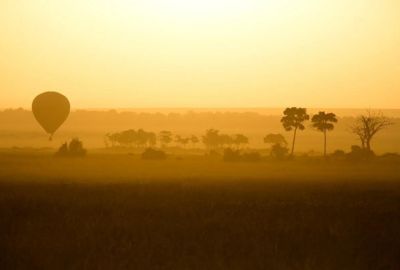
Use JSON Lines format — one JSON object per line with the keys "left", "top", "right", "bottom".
{"left": 158, "top": 0, "right": 250, "bottom": 11}
{"left": 1, "top": 0, "right": 400, "bottom": 108}
{"left": 154, "top": 0, "right": 250, "bottom": 15}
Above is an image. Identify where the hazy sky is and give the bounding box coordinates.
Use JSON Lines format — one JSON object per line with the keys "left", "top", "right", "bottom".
{"left": 1, "top": 0, "right": 399, "bottom": 109}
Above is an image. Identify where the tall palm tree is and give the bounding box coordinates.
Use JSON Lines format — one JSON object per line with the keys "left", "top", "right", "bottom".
{"left": 281, "top": 107, "right": 310, "bottom": 156}
{"left": 311, "top": 112, "right": 338, "bottom": 157}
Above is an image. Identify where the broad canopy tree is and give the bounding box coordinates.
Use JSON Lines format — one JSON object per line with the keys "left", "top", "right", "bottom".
{"left": 106, "top": 129, "right": 156, "bottom": 148}
{"left": 233, "top": 134, "right": 249, "bottom": 149}
{"left": 175, "top": 135, "right": 190, "bottom": 148}
{"left": 263, "top": 133, "right": 287, "bottom": 146}
{"left": 202, "top": 129, "right": 249, "bottom": 150}
{"left": 159, "top": 130, "right": 173, "bottom": 148}
{"left": 264, "top": 133, "right": 288, "bottom": 159}
{"left": 190, "top": 135, "right": 199, "bottom": 147}
{"left": 202, "top": 129, "right": 221, "bottom": 149}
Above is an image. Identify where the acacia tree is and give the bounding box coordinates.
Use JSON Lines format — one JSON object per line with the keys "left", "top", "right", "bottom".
{"left": 219, "top": 134, "right": 234, "bottom": 148}
{"left": 281, "top": 107, "right": 310, "bottom": 156}
{"left": 175, "top": 135, "right": 190, "bottom": 148}
{"left": 106, "top": 133, "right": 120, "bottom": 147}
{"left": 147, "top": 132, "right": 157, "bottom": 147}
{"left": 190, "top": 135, "right": 199, "bottom": 148}
{"left": 264, "top": 133, "right": 288, "bottom": 158}
{"left": 311, "top": 112, "right": 338, "bottom": 157}
{"left": 233, "top": 134, "right": 249, "bottom": 149}
{"left": 106, "top": 130, "right": 156, "bottom": 148}
{"left": 159, "top": 130, "right": 173, "bottom": 148}
{"left": 175, "top": 135, "right": 183, "bottom": 147}
{"left": 270, "top": 143, "right": 289, "bottom": 160}
{"left": 263, "top": 133, "right": 287, "bottom": 146}
{"left": 351, "top": 110, "right": 393, "bottom": 152}
{"left": 202, "top": 129, "right": 221, "bottom": 150}
{"left": 117, "top": 129, "right": 137, "bottom": 147}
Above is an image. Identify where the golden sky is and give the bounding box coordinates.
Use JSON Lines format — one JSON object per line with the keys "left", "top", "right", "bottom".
{"left": 1, "top": 0, "right": 399, "bottom": 109}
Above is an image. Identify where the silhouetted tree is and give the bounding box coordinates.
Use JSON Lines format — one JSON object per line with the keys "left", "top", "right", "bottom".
{"left": 223, "top": 148, "right": 242, "bottom": 162}
{"left": 233, "top": 134, "right": 249, "bottom": 149}
{"left": 106, "top": 129, "right": 157, "bottom": 148}
{"left": 331, "top": 149, "right": 346, "bottom": 159}
{"left": 69, "top": 138, "right": 87, "bottom": 156}
{"left": 223, "top": 148, "right": 261, "bottom": 162}
{"left": 118, "top": 129, "right": 137, "bottom": 146}
{"left": 147, "top": 132, "right": 157, "bottom": 147}
{"left": 55, "top": 138, "right": 87, "bottom": 157}
{"left": 175, "top": 135, "right": 190, "bottom": 148}
{"left": 56, "top": 142, "right": 69, "bottom": 156}
{"left": 311, "top": 112, "right": 338, "bottom": 157}
{"left": 347, "top": 145, "right": 374, "bottom": 161}
{"left": 202, "top": 129, "right": 221, "bottom": 149}
{"left": 281, "top": 107, "right": 310, "bottom": 156}
{"left": 263, "top": 133, "right": 287, "bottom": 146}
{"left": 220, "top": 134, "right": 234, "bottom": 148}
{"left": 136, "top": 129, "right": 147, "bottom": 147}
{"left": 133, "top": 129, "right": 157, "bottom": 148}
{"left": 270, "top": 143, "right": 289, "bottom": 160}
{"left": 203, "top": 130, "right": 249, "bottom": 150}
{"left": 103, "top": 135, "right": 110, "bottom": 148}
{"left": 159, "top": 130, "right": 173, "bottom": 148}
{"left": 350, "top": 110, "right": 393, "bottom": 152}
{"left": 106, "top": 133, "right": 120, "bottom": 147}
{"left": 175, "top": 135, "right": 182, "bottom": 146}
{"left": 241, "top": 152, "right": 262, "bottom": 162}
{"left": 141, "top": 148, "right": 167, "bottom": 160}
{"left": 190, "top": 135, "right": 199, "bottom": 148}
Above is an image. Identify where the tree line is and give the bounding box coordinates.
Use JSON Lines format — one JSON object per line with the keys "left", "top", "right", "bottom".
{"left": 104, "top": 108, "right": 393, "bottom": 157}
{"left": 281, "top": 107, "right": 393, "bottom": 157}
{"left": 106, "top": 129, "right": 200, "bottom": 149}
{"left": 105, "top": 129, "right": 249, "bottom": 150}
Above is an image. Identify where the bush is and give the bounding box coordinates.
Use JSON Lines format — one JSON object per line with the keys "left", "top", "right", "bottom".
{"left": 380, "top": 152, "right": 400, "bottom": 162}
{"left": 223, "top": 148, "right": 261, "bottom": 162}
{"left": 141, "top": 148, "right": 167, "bottom": 160}
{"left": 55, "top": 139, "right": 87, "bottom": 157}
{"left": 332, "top": 149, "right": 346, "bottom": 156}
{"left": 270, "top": 143, "right": 289, "bottom": 160}
{"left": 347, "top": 145, "right": 374, "bottom": 161}
{"left": 223, "top": 148, "right": 242, "bottom": 162}
{"left": 242, "top": 152, "right": 262, "bottom": 162}
{"left": 381, "top": 152, "right": 400, "bottom": 158}
{"left": 207, "top": 150, "right": 221, "bottom": 157}
{"left": 330, "top": 149, "right": 346, "bottom": 160}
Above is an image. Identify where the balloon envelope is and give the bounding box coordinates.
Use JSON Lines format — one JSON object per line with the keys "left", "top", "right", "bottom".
{"left": 32, "top": 92, "right": 70, "bottom": 137}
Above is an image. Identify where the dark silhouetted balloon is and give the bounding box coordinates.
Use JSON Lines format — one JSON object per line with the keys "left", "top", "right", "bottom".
{"left": 32, "top": 92, "right": 70, "bottom": 140}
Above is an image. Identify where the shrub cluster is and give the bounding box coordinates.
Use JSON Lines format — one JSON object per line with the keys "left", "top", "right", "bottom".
{"left": 55, "top": 138, "right": 87, "bottom": 157}
{"left": 223, "top": 148, "right": 261, "bottom": 162}
{"left": 141, "top": 148, "right": 167, "bottom": 160}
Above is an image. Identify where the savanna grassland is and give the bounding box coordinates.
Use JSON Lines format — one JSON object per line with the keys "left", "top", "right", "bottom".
{"left": 2, "top": 0, "right": 400, "bottom": 268}
{"left": 2, "top": 109, "right": 400, "bottom": 153}
{"left": 1, "top": 150, "right": 400, "bottom": 269}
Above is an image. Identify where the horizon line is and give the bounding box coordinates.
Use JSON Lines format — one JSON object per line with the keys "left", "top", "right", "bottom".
{"left": 2, "top": 106, "right": 400, "bottom": 111}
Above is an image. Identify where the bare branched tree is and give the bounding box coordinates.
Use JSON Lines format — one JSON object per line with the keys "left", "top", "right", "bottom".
{"left": 350, "top": 110, "right": 393, "bottom": 152}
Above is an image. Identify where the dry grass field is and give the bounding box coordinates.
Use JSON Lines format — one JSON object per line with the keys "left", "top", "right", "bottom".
{"left": 1, "top": 151, "right": 400, "bottom": 269}
{"left": 3, "top": 0, "right": 400, "bottom": 268}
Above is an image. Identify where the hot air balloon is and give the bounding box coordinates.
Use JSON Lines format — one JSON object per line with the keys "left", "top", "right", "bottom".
{"left": 32, "top": 91, "right": 70, "bottom": 140}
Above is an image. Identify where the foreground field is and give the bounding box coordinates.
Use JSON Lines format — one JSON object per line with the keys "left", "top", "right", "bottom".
{"left": 1, "top": 153, "right": 400, "bottom": 269}
{"left": 1, "top": 151, "right": 400, "bottom": 183}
